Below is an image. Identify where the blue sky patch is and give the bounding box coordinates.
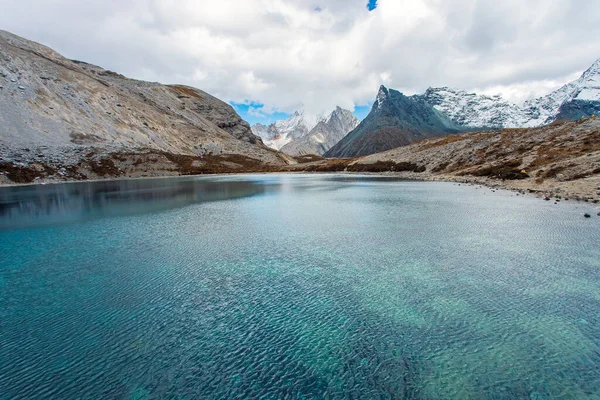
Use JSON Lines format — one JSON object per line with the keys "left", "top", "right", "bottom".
{"left": 231, "top": 102, "right": 290, "bottom": 126}
{"left": 353, "top": 104, "right": 372, "bottom": 120}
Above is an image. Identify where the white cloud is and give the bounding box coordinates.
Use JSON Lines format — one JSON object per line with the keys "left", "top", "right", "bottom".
{"left": 247, "top": 106, "right": 268, "bottom": 118}
{"left": 1, "top": 0, "right": 599, "bottom": 117}
{"left": 474, "top": 72, "right": 583, "bottom": 104}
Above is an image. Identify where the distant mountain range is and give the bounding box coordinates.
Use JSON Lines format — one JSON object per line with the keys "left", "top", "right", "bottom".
{"left": 251, "top": 107, "right": 359, "bottom": 156}
{"left": 251, "top": 110, "right": 311, "bottom": 151}
{"left": 2, "top": 29, "right": 598, "bottom": 185}
{"left": 326, "top": 59, "right": 600, "bottom": 158}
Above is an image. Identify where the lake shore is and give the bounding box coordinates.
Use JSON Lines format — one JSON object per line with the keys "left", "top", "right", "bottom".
{"left": 2, "top": 169, "right": 600, "bottom": 212}
{"left": 386, "top": 170, "right": 600, "bottom": 203}
{"left": 3, "top": 119, "right": 599, "bottom": 203}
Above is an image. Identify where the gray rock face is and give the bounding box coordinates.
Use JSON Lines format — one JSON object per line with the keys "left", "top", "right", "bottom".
{"left": 554, "top": 99, "right": 600, "bottom": 121}
{"left": 0, "top": 30, "right": 283, "bottom": 167}
{"left": 325, "top": 86, "right": 462, "bottom": 158}
{"left": 280, "top": 107, "right": 359, "bottom": 156}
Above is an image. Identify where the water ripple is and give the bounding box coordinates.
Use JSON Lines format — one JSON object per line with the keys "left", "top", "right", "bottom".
{"left": 0, "top": 175, "right": 599, "bottom": 398}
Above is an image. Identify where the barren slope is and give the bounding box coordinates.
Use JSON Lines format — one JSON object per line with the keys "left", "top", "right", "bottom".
{"left": 291, "top": 118, "right": 600, "bottom": 200}
{"left": 0, "top": 30, "right": 287, "bottom": 183}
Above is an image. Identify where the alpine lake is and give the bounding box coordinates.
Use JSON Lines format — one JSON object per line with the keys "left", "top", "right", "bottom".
{"left": 1, "top": 174, "right": 599, "bottom": 399}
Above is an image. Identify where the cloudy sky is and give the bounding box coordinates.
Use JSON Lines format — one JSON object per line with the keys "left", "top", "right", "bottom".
{"left": 1, "top": 0, "right": 599, "bottom": 124}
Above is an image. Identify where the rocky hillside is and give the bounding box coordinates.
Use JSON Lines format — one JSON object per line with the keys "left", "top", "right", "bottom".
{"left": 0, "top": 30, "right": 288, "bottom": 184}
{"left": 291, "top": 118, "right": 600, "bottom": 201}
{"left": 324, "top": 86, "right": 463, "bottom": 158}
{"left": 280, "top": 107, "right": 359, "bottom": 156}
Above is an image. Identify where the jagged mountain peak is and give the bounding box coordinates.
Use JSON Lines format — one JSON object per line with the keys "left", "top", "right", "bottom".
{"left": 575, "top": 58, "right": 600, "bottom": 99}
{"left": 252, "top": 106, "right": 359, "bottom": 155}
{"left": 251, "top": 106, "right": 329, "bottom": 151}
{"left": 279, "top": 106, "right": 359, "bottom": 156}
{"left": 421, "top": 58, "right": 600, "bottom": 129}
{"left": 325, "top": 86, "right": 461, "bottom": 158}
{"left": 323, "top": 106, "right": 355, "bottom": 124}
{"left": 329, "top": 105, "right": 345, "bottom": 116}
{"left": 583, "top": 58, "right": 600, "bottom": 77}
{"left": 274, "top": 110, "right": 310, "bottom": 131}
{"left": 325, "top": 106, "right": 359, "bottom": 126}
{"left": 520, "top": 57, "right": 600, "bottom": 124}
{"left": 376, "top": 85, "right": 390, "bottom": 108}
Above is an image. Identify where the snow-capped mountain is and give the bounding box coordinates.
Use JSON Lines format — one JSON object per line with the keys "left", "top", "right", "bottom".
{"left": 326, "top": 58, "right": 600, "bottom": 158}
{"left": 280, "top": 107, "right": 359, "bottom": 156}
{"left": 524, "top": 59, "right": 600, "bottom": 123}
{"left": 251, "top": 107, "right": 358, "bottom": 155}
{"left": 251, "top": 110, "right": 313, "bottom": 150}
{"left": 423, "top": 58, "right": 600, "bottom": 129}
{"left": 421, "top": 87, "right": 530, "bottom": 128}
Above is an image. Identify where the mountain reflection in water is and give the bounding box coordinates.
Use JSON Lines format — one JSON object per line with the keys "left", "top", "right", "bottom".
{"left": 0, "top": 176, "right": 273, "bottom": 229}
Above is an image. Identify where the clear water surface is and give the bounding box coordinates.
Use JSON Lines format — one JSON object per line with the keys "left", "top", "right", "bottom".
{"left": 1, "top": 174, "right": 599, "bottom": 399}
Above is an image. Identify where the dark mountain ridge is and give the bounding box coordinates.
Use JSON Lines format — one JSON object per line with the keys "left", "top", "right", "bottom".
{"left": 325, "top": 86, "right": 463, "bottom": 158}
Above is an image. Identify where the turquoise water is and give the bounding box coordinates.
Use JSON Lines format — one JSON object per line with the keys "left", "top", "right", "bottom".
{"left": 1, "top": 174, "right": 599, "bottom": 399}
